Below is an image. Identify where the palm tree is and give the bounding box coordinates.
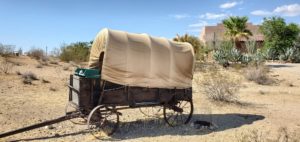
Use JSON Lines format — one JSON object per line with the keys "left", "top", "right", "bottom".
{"left": 222, "top": 16, "right": 253, "bottom": 50}
{"left": 173, "top": 34, "right": 201, "bottom": 54}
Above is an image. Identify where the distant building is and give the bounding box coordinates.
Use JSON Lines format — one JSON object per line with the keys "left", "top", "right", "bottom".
{"left": 200, "top": 23, "right": 264, "bottom": 50}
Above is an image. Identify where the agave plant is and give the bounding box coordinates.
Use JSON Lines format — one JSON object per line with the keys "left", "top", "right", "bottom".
{"left": 213, "top": 50, "right": 229, "bottom": 66}
{"left": 228, "top": 48, "right": 242, "bottom": 63}
{"left": 287, "top": 47, "right": 300, "bottom": 63}
{"left": 241, "top": 54, "right": 253, "bottom": 65}
{"left": 245, "top": 40, "right": 257, "bottom": 55}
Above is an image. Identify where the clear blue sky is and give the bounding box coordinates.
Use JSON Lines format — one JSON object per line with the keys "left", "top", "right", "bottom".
{"left": 1, "top": 0, "right": 300, "bottom": 52}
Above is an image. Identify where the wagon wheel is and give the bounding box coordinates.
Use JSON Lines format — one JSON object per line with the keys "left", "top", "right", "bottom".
{"left": 65, "top": 101, "right": 86, "bottom": 125}
{"left": 163, "top": 99, "right": 193, "bottom": 127}
{"left": 139, "top": 106, "right": 163, "bottom": 118}
{"left": 87, "top": 105, "right": 119, "bottom": 137}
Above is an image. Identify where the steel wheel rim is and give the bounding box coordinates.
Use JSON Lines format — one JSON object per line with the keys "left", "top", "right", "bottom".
{"left": 87, "top": 105, "right": 119, "bottom": 137}
{"left": 163, "top": 100, "right": 193, "bottom": 127}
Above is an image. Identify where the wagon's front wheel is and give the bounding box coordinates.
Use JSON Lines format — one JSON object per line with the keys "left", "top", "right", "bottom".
{"left": 163, "top": 100, "right": 193, "bottom": 127}
{"left": 87, "top": 105, "right": 119, "bottom": 137}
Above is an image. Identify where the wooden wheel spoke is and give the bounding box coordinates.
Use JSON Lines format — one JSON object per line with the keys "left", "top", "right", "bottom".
{"left": 163, "top": 100, "right": 193, "bottom": 127}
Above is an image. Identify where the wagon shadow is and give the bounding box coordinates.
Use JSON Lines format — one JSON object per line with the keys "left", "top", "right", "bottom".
{"left": 109, "top": 113, "right": 264, "bottom": 141}
{"left": 10, "top": 113, "right": 264, "bottom": 141}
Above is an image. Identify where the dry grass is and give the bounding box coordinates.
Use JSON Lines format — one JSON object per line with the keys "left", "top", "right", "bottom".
{"left": 237, "top": 127, "right": 300, "bottom": 142}
{"left": 244, "top": 64, "right": 272, "bottom": 85}
{"left": 197, "top": 65, "right": 241, "bottom": 103}
{"left": 0, "top": 60, "right": 14, "bottom": 74}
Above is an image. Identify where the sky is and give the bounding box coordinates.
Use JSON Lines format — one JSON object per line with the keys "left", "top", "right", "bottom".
{"left": 1, "top": 0, "right": 300, "bottom": 52}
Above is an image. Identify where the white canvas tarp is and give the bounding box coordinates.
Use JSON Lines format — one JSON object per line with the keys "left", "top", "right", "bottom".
{"left": 88, "top": 28, "right": 195, "bottom": 89}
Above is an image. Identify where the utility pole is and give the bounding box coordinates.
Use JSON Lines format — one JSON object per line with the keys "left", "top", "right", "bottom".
{"left": 45, "top": 46, "right": 48, "bottom": 56}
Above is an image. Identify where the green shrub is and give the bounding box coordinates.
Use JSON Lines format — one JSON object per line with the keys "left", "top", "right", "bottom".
{"left": 60, "top": 42, "right": 91, "bottom": 62}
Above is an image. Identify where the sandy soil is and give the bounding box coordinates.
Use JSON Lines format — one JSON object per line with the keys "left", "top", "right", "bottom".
{"left": 1, "top": 56, "right": 300, "bottom": 142}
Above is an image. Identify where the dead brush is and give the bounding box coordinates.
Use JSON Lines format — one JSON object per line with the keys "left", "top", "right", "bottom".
{"left": 243, "top": 64, "right": 272, "bottom": 85}
{"left": 22, "top": 72, "right": 38, "bottom": 85}
{"left": 0, "top": 60, "right": 14, "bottom": 74}
{"left": 198, "top": 65, "right": 241, "bottom": 103}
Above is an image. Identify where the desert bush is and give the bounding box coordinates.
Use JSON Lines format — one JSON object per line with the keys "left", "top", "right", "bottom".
{"left": 22, "top": 72, "right": 38, "bottom": 85}
{"left": 28, "top": 48, "right": 45, "bottom": 60}
{"left": 63, "top": 66, "right": 69, "bottom": 71}
{"left": 36, "top": 64, "right": 43, "bottom": 68}
{"left": 49, "top": 87, "right": 57, "bottom": 91}
{"left": 49, "top": 60, "right": 58, "bottom": 65}
{"left": 22, "top": 72, "right": 38, "bottom": 80}
{"left": 41, "top": 56, "right": 49, "bottom": 62}
{"left": 16, "top": 71, "right": 22, "bottom": 75}
{"left": 200, "top": 66, "right": 240, "bottom": 103}
{"left": 0, "top": 43, "right": 15, "bottom": 56}
{"left": 23, "top": 77, "right": 32, "bottom": 84}
{"left": 0, "top": 60, "right": 14, "bottom": 74}
{"left": 244, "top": 64, "right": 271, "bottom": 85}
{"left": 60, "top": 42, "right": 91, "bottom": 62}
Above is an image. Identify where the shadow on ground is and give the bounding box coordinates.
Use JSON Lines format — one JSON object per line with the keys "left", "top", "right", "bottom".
{"left": 9, "top": 113, "right": 264, "bottom": 141}
{"left": 267, "top": 64, "right": 294, "bottom": 68}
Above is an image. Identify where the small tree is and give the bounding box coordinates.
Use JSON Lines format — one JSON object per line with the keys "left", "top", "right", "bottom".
{"left": 173, "top": 34, "right": 204, "bottom": 60}
{"left": 222, "top": 16, "right": 253, "bottom": 50}
{"left": 260, "top": 17, "right": 300, "bottom": 58}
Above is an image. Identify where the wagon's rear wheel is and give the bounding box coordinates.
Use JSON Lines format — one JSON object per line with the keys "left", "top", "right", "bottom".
{"left": 87, "top": 105, "right": 119, "bottom": 137}
{"left": 65, "top": 101, "right": 86, "bottom": 125}
{"left": 163, "top": 99, "right": 193, "bottom": 127}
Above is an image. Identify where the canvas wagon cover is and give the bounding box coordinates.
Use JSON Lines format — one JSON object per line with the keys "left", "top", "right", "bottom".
{"left": 88, "top": 28, "right": 195, "bottom": 89}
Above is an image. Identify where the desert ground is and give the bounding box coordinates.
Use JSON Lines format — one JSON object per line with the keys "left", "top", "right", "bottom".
{"left": 1, "top": 56, "right": 300, "bottom": 142}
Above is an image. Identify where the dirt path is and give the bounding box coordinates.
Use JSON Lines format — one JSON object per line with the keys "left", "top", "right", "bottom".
{"left": 1, "top": 56, "right": 300, "bottom": 142}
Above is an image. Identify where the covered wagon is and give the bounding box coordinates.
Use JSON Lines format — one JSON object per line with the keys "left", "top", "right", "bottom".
{"left": 68, "top": 28, "right": 195, "bottom": 135}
